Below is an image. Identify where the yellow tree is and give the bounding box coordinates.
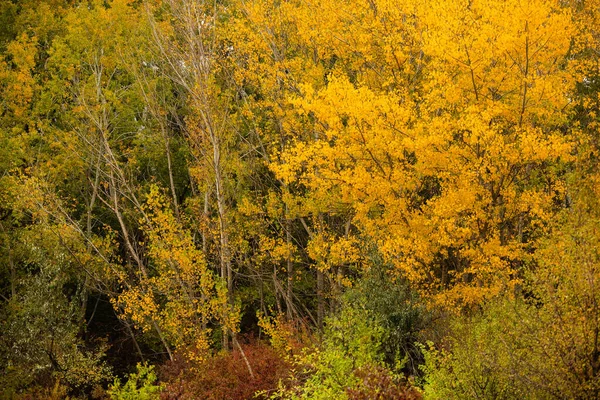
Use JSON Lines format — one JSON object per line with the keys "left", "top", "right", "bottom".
{"left": 115, "top": 185, "right": 237, "bottom": 364}
{"left": 257, "top": 0, "right": 577, "bottom": 308}
{"left": 44, "top": 0, "right": 248, "bottom": 364}
{"left": 147, "top": 0, "right": 264, "bottom": 360}
{"left": 226, "top": 0, "right": 373, "bottom": 326}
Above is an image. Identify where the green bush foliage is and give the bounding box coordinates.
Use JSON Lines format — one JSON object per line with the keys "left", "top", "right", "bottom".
{"left": 269, "top": 274, "right": 425, "bottom": 400}
{"left": 108, "top": 363, "right": 163, "bottom": 400}
{"left": 421, "top": 207, "right": 600, "bottom": 399}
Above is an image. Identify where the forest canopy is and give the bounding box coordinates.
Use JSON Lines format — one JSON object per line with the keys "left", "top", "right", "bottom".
{"left": 0, "top": 0, "right": 599, "bottom": 398}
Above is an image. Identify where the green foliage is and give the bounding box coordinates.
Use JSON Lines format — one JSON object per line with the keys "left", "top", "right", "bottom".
{"left": 293, "top": 306, "right": 385, "bottom": 400}
{"left": 271, "top": 276, "right": 424, "bottom": 400}
{"left": 0, "top": 1, "right": 17, "bottom": 50}
{"left": 108, "top": 363, "right": 163, "bottom": 400}
{"left": 420, "top": 202, "right": 600, "bottom": 399}
{"left": 0, "top": 273, "right": 111, "bottom": 393}
{"left": 419, "top": 303, "right": 532, "bottom": 400}
{"left": 0, "top": 184, "right": 112, "bottom": 396}
{"left": 346, "top": 265, "right": 429, "bottom": 374}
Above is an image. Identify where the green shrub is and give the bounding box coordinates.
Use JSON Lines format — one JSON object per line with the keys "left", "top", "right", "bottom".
{"left": 268, "top": 271, "right": 425, "bottom": 400}
{"left": 108, "top": 363, "right": 163, "bottom": 400}
{"left": 420, "top": 208, "right": 600, "bottom": 399}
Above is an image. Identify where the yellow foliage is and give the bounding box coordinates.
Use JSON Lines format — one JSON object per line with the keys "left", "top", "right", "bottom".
{"left": 115, "top": 185, "right": 238, "bottom": 355}
{"left": 234, "top": 0, "right": 579, "bottom": 309}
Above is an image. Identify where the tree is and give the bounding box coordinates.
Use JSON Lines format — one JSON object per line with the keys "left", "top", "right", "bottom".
{"left": 422, "top": 199, "right": 600, "bottom": 399}
{"left": 265, "top": 0, "right": 576, "bottom": 308}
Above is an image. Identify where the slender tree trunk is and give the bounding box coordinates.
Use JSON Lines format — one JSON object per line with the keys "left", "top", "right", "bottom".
{"left": 214, "top": 145, "right": 233, "bottom": 350}
{"left": 317, "top": 213, "right": 325, "bottom": 329}
{"left": 274, "top": 265, "right": 283, "bottom": 315}
{"left": 233, "top": 335, "right": 255, "bottom": 379}
{"left": 6, "top": 230, "right": 16, "bottom": 299}
{"left": 285, "top": 209, "right": 294, "bottom": 320}
{"left": 203, "top": 189, "right": 209, "bottom": 254}
{"left": 164, "top": 132, "right": 180, "bottom": 219}
{"left": 153, "top": 320, "right": 174, "bottom": 361}
{"left": 317, "top": 269, "right": 324, "bottom": 329}
{"left": 124, "top": 319, "right": 145, "bottom": 362}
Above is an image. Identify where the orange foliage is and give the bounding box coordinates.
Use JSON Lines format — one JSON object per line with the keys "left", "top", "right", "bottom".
{"left": 160, "top": 340, "right": 291, "bottom": 400}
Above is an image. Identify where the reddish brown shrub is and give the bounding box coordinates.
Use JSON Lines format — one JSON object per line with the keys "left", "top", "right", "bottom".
{"left": 160, "top": 340, "right": 290, "bottom": 400}
{"left": 346, "top": 365, "right": 422, "bottom": 400}
{"left": 12, "top": 381, "right": 69, "bottom": 400}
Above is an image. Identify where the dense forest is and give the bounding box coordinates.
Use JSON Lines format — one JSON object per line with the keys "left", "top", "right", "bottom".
{"left": 1, "top": 0, "right": 599, "bottom": 398}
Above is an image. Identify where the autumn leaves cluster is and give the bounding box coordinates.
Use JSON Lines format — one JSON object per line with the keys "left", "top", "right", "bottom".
{"left": 1, "top": 0, "right": 599, "bottom": 398}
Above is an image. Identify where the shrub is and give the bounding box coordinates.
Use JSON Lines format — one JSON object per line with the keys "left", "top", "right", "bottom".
{"left": 420, "top": 208, "right": 600, "bottom": 399}
{"left": 267, "top": 296, "right": 422, "bottom": 400}
{"left": 108, "top": 363, "right": 163, "bottom": 400}
{"left": 347, "top": 365, "right": 422, "bottom": 400}
{"left": 346, "top": 267, "right": 429, "bottom": 375}
{"left": 160, "top": 339, "right": 290, "bottom": 400}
